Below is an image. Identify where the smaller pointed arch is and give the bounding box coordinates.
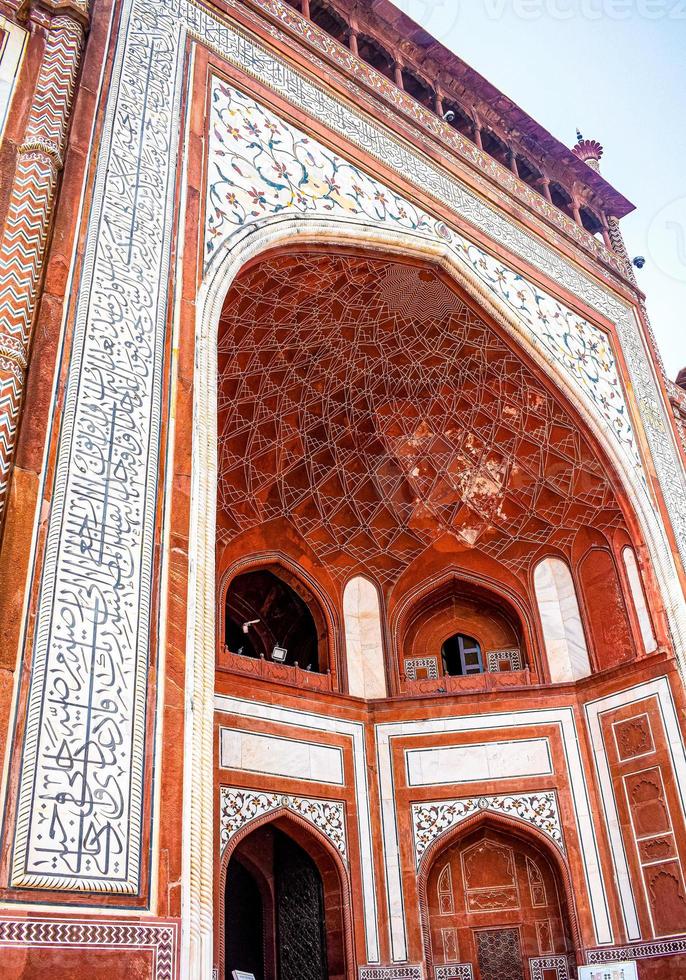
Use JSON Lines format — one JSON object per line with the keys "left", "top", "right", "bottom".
{"left": 534, "top": 557, "right": 591, "bottom": 682}
{"left": 343, "top": 575, "right": 387, "bottom": 698}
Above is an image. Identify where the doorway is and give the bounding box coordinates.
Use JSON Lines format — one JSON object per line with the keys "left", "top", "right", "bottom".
{"left": 225, "top": 821, "right": 343, "bottom": 980}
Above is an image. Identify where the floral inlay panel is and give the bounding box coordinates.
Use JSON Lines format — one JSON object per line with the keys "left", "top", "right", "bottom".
{"left": 206, "top": 80, "right": 640, "bottom": 479}
{"left": 219, "top": 787, "right": 347, "bottom": 859}
{"left": 411, "top": 792, "right": 563, "bottom": 868}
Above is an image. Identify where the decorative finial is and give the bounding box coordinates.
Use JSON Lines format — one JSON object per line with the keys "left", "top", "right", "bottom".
{"left": 571, "top": 130, "right": 603, "bottom": 172}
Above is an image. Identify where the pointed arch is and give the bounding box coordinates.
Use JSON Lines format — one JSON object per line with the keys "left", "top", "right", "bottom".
{"left": 343, "top": 575, "right": 387, "bottom": 698}
{"left": 415, "top": 809, "right": 582, "bottom": 977}
{"left": 186, "top": 212, "right": 686, "bottom": 969}
{"left": 534, "top": 557, "right": 591, "bottom": 682}
{"left": 218, "top": 806, "right": 356, "bottom": 980}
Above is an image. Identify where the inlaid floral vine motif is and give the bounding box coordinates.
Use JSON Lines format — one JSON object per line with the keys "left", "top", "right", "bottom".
{"left": 206, "top": 80, "right": 640, "bottom": 479}
{"left": 206, "top": 79, "right": 434, "bottom": 256}
{"left": 412, "top": 792, "right": 563, "bottom": 868}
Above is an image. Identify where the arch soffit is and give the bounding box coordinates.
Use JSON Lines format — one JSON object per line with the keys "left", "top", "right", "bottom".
{"left": 194, "top": 214, "right": 683, "bottom": 647}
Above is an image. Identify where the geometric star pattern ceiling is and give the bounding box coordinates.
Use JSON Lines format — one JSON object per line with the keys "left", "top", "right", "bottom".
{"left": 217, "top": 251, "right": 626, "bottom": 586}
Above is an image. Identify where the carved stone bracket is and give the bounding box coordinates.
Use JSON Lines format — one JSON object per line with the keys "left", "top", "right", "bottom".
{"left": 219, "top": 787, "right": 348, "bottom": 860}
{"left": 411, "top": 791, "right": 564, "bottom": 868}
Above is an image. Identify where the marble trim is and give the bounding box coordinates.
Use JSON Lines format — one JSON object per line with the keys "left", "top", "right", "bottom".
{"left": 375, "top": 708, "right": 612, "bottom": 959}
{"left": 0, "top": 917, "right": 177, "bottom": 979}
{"left": 359, "top": 966, "right": 423, "bottom": 980}
{"left": 587, "top": 936, "right": 686, "bottom": 961}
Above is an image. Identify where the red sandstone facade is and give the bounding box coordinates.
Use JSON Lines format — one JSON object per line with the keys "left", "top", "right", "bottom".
{"left": 0, "top": 2, "right": 685, "bottom": 979}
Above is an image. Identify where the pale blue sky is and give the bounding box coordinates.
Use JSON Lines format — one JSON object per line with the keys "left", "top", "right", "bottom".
{"left": 393, "top": 0, "right": 685, "bottom": 380}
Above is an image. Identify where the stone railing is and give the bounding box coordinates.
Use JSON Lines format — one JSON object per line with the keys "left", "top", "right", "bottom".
{"left": 218, "top": 646, "right": 333, "bottom": 691}
{"left": 401, "top": 668, "right": 531, "bottom": 697}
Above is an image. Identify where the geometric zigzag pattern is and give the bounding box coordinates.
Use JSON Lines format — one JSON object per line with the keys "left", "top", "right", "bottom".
{"left": 0, "top": 917, "right": 177, "bottom": 980}
{"left": 218, "top": 251, "right": 627, "bottom": 586}
{"left": 0, "top": 14, "right": 83, "bottom": 526}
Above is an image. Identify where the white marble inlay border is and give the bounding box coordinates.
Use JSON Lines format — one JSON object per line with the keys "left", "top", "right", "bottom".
{"left": 376, "top": 708, "right": 612, "bottom": 959}
{"left": 220, "top": 728, "right": 345, "bottom": 784}
{"left": 11, "top": 3, "right": 186, "bottom": 893}
{"left": 215, "top": 695, "right": 379, "bottom": 962}
{"left": 584, "top": 677, "right": 686, "bottom": 942}
{"left": 219, "top": 786, "right": 347, "bottom": 858}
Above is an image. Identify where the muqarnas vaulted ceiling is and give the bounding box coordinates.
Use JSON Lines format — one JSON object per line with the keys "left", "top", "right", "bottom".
{"left": 217, "top": 250, "right": 626, "bottom": 585}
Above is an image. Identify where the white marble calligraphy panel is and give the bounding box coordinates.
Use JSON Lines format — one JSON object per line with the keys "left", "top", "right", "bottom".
{"left": 12, "top": 2, "right": 185, "bottom": 891}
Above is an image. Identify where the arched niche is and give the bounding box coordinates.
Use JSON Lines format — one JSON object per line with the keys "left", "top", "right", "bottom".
{"left": 219, "top": 559, "right": 333, "bottom": 678}
{"left": 398, "top": 574, "right": 529, "bottom": 687}
{"left": 534, "top": 557, "right": 590, "bottom": 682}
{"left": 576, "top": 539, "right": 635, "bottom": 671}
{"left": 417, "top": 812, "right": 580, "bottom": 979}
{"left": 219, "top": 810, "right": 355, "bottom": 980}
{"left": 342, "top": 575, "right": 387, "bottom": 699}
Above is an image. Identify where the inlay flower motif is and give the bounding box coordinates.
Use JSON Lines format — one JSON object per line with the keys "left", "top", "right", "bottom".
{"left": 206, "top": 81, "right": 641, "bottom": 479}
{"left": 411, "top": 792, "right": 563, "bottom": 868}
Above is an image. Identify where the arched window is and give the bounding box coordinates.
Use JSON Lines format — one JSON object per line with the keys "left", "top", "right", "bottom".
{"left": 579, "top": 205, "right": 604, "bottom": 238}
{"left": 343, "top": 576, "right": 387, "bottom": 698}
{"left": 516, "top": 155, "right": 543, "bottom": 193}
{"left": 481, "top": 129, "right": 510, "bottom": 167}
{"left": 442, "top": 101, "right": 475, "bottom": 141}
{"left": 549, "top": 182, "right": 574, "bottom": 219}
{"left": 534, "top": 558, "right": 591, "bottom": 682}
{"left": 622, "top": 547, "right": 658, "bottom": 654}
{"left": 578, "top": 547, "right": 634, "bottom": 669}
{"left": 225, "top": 567, "right": 325, "bottom": 672}
{"left": 399, "top": 577, "right": 525, "bottom": 685}
{"left": 401, "top": 69, "right": 435, "bottom": 109}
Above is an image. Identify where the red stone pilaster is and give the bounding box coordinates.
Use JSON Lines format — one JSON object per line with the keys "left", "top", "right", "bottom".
{"left": 0, "top": 0, "right": 86, "bottom": 531}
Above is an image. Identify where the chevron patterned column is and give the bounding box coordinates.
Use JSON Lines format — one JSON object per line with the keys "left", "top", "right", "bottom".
{"left": 0, "top": 3, "right": 86, "bottom": 530}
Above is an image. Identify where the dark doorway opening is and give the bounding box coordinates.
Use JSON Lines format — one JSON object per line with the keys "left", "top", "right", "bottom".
{"left": 225, "top": 823, "right": 335, "bottom": 980}
{"left": 225, "top": 858, "right": 265, "bottom": 980}
{"left": 225, "top": 567, "right": 323, "bottom": 671}
{"left": 441, "top": 632, "right": 484, "bottom": 676}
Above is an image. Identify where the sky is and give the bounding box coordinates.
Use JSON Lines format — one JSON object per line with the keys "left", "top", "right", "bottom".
{"left": 392, "top": 0, "right": 685, "bottom": 380}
